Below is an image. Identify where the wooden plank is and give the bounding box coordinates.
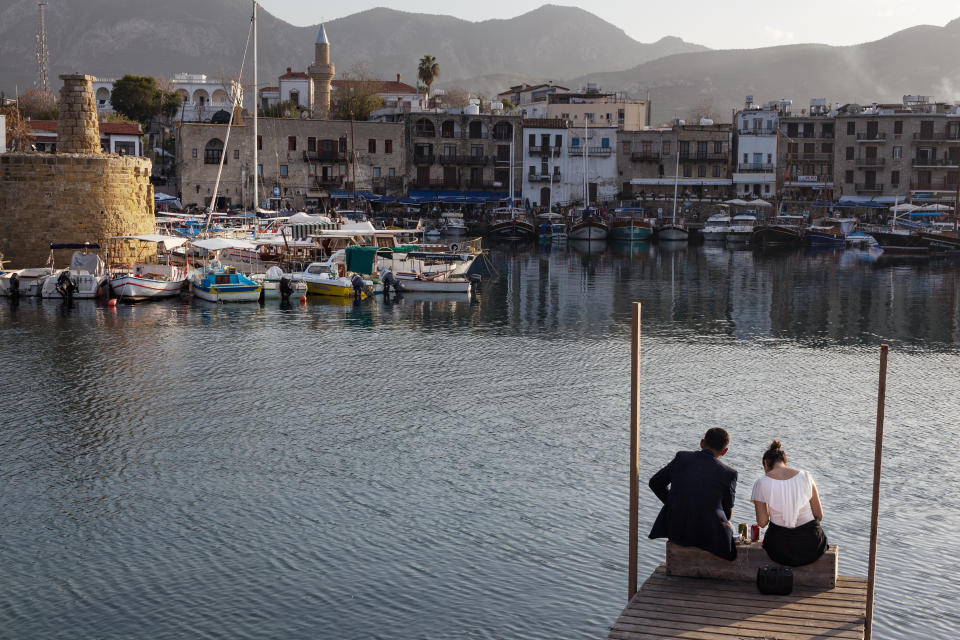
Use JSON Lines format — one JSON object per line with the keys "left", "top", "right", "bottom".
{"left": 639, "top": 581, "right": 869, "bottom": 609}
{"left": 624, "top": 596, "right": 863, "bottom": 624}
{"left": 632, "top": 588, "right": 866, "bottom": 617}
{"left": 645, "top": 572, "right": 867, "bottom": 599}
{"left": 615, "top": 611, "right": 864, "bottom": 639}
{"left": 622, "top": 602, "right": 865, "bottom": 632}
{"left": 611, "top": 618, "right": 861, "bottom": 640}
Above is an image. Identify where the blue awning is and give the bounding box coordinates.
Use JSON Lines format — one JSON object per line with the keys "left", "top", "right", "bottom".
{"left": 406, "top": 189, "right": 516, "bottom": 203}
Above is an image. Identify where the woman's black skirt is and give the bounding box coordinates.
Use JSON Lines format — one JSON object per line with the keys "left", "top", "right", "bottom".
{"left": 763, "top": 520, "right": 828, "bottom": 567}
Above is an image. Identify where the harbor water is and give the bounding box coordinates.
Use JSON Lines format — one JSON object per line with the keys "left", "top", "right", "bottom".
{"left": 1, "top": 241, "right": 958, "bottom": 639}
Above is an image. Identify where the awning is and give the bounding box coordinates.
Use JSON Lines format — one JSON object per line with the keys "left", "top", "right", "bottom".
{"left": 629, "top": 178, "right": 732, "bottom": 186}
{"left": 406, "top": 189, "right": 515, "bottom": 203}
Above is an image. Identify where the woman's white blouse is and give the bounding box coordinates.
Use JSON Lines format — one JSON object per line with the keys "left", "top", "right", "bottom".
{"left": 751, "top": 470, "right": 816, "bottom": 528}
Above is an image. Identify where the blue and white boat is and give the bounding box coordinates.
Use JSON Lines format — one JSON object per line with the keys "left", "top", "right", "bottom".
{"left": 188, "top": 238, "right": 262, "bottom": 303}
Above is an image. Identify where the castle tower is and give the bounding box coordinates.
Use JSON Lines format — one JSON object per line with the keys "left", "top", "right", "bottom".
{"left": 58, "top": 74, "right": 101, "bottom": 154}
{"left": 308, "top": 25, "right": 334, "bottom": 119}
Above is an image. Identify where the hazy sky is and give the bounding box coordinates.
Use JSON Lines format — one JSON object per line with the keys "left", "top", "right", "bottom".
{"left": 257, "top": 0, "right": 959, "bottom": 49}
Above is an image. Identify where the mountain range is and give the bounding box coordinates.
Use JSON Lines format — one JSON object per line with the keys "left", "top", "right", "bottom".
{"left": 0, "top": 1, "right": 959, "bottom": 123}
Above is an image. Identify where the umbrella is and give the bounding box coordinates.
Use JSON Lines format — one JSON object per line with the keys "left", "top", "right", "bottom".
{"left": 724, "top": 198, "right": 749, "bottom": 206}
{"left": 748, "top": 198, "right": 772, "bottom": 207}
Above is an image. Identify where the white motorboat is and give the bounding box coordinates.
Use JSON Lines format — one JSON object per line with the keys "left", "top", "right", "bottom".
{"left": 374, "top": 248, "right": 478, "bottom": 294}
{"left": 108, "top": 234, "right": 190, "bottom": 301}
{"left": 252, "top": 265, "right": 307, "bottom": 299}
{"left": 440, "top": 212, "right": 468, "bottom": 235}
{"left": 726, "top": 213, "right": 758, "bottom": 243}
{"left": 40, "top": 245, "right": 109, "bottom": 299}
{"left": 0, "top": 267, "right": 60, "bottom": 297}
{"left": 701, "top": 214, "right": 732, "bottom": 242}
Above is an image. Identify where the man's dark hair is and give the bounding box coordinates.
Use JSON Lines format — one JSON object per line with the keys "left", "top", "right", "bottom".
{"left": 703, "top": 427, "right": 730, "bottom": 452}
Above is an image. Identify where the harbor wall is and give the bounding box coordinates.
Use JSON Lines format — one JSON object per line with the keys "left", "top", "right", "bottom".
{"left": 0, "top": 74, "right": 154, "bottom": 268}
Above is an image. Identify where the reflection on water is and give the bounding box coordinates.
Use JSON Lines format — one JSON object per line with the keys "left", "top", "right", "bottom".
{"left": 0, "top": 244, "right": 958, "bottom": 640}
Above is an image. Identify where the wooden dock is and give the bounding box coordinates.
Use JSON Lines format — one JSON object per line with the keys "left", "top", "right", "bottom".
{"left": 607, "top": 565, "right": 867, "bottom": 640}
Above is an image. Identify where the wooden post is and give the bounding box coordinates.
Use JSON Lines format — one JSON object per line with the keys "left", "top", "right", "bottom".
{"left": 628, "top": 302, "right": 641, "bottom": 600}
{"left": 865, "top": 344, "right": 888, "bottom": 640}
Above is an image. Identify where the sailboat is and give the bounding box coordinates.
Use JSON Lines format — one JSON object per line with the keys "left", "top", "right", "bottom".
{"left": 489, "top": 129, "right": 535, "bottom": 239}
{"left": 568, "top": 119, "right": 609, "bottom": 241}
{"left": 657, "top": 147, "right": 688, "bottom": 241}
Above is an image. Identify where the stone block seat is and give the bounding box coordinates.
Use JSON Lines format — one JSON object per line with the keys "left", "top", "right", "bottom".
{"left": 665, "top": 540, "right": 839, "bottom": 588}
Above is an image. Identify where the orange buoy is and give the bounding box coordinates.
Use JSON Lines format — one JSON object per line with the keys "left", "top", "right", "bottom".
{"left": 299, "top": 295, "right": 307, "bottom": 304}
{"left": 107, "top": 299, "right": 117, "bottom": 308}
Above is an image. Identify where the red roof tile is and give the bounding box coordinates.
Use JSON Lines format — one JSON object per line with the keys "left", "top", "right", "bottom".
{"left": 28, "top": 120, "right": 142, "bottom": 135}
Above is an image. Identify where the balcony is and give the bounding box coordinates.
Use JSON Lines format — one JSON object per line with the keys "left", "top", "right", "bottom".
{"left": 912, "top": 157, "right": 960, "bottom": 168}
{"left": 568, "top": 146, "right": 613, "bottom": 156}
{"left": 464, "top": 180, "right": 503, "bottom": 190}
{"left": 303, "top": 150, "right": 346, "bottom": 162}
{"left": 738, "top": 127, "right": 777, "bottom": 136}
{"left": 314, "top": 175, "right": 343, "bottom": 187}
{"left": 855, "top": 132, "right": 886, "bottom": 141}
{"left": 527, "top": 172, "right": 561, "bottom": 182}
{"left": 855, "top": 183, "right": 885, "bottom": 192}
{"left": 631, "top": 151, "right": 661, "bottom": 162}
{"left": 438, "top": 154, "right": 491, "bottom": 165}
{"left": 680, "top": 152, "right": 727, "bottom": 162}
{"left": 855, "top": 157, "right": 885, "bottom": 167}
{"left": 529, "top": 145, "right": 561, "bottom": 156}
{"left": 738, "top": 163, "right": 775, "bottom": 172}
{"left": 793, "top": 152, "right": 832, "bottom": 161}
{"left": 912, "top": 131, "right": 960, "bottom": 142}
{"left": 910, "top": 178, "right": 958, "bottom": 191}
{"left": 413, "top": 154, "right": 435, "bottom": 165}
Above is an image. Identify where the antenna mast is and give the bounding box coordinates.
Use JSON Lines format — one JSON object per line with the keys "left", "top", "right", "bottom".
{"left": 36, "top": 2, "right": 49, "bottom": 92}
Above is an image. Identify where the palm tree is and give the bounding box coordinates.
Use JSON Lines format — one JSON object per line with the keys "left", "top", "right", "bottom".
{"left": 418, "top": 55, "right": 439, "bottom": 104}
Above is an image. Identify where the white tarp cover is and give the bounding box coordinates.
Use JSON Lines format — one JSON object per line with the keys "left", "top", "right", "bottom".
{"left": 747, "top": 198, "right": 772, "bottom": 207}
{"left": 191, "top": 238, "right": 258, "bottom": 251}
{"left": 69, "top": 252, "right": 105, "bottom": 276}
{"left": 116, "top": 234, "right": 189, "bottom": 250}
{"left": 724, "top": 199, "right": 750, "bottom": 205}
{"left": 288, "top": 212, "right": 332, "bottom": 224}
{"left": 266, "top": 266, "right": 284, "bottom": 279}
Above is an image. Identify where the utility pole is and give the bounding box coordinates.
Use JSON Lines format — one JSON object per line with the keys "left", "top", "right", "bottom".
{"left": 36, "top": 2, "right": 49, "bottom": 92}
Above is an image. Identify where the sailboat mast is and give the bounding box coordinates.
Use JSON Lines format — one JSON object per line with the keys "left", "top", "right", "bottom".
{"left": 252, "top": 0, "right": 258, "bottom": 215}
{"left": 672, "top": 140, "right": 679, "bottom": 224}
{"left": 583, "top": 119, "right": 588, "bottom": 210}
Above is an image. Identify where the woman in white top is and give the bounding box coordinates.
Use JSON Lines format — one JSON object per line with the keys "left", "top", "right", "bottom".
{"left": 751, "top": 440, "right": 828, "bottom": 566}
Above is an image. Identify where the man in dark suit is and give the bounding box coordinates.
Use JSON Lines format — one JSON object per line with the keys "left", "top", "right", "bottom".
{"left": 648, "top": 427, "right": 738, "bottom": 560}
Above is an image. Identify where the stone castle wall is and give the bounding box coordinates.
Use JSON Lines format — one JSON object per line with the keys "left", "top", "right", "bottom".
{"left": 0, "top": 153, "right": 154, "bottom": 267}
{"left": 0, "top": 74, "right": 154, "bottom": 268}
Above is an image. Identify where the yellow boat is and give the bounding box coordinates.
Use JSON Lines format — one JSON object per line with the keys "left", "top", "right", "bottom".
{"left": 300, "top": 254, "right": 371, "bottom": 298}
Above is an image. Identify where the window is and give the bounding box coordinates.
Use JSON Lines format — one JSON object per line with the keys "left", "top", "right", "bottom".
{"left": 289, "top": 90, "right": 299, "bottom": 106}
{"left": 663, "top": 141, "right": 671, "bottom": 155}
{"left": 822, "top": 123, "right": 834, "bottom": 137}
{"left": 373, "top": 167, "right": 381, "bottom": 178}
{"left": 822, "top": 143, "right": 833, "bottom": 154}
{"left": 529, "top": 165, "right": 536, "bottom": 175}
{"left": 891, "top": 170, "right": 900, "bottom": 186}
{"left": 846, "top": 146, "right": 854, "bottom": 160}
{"left": 443, "top": 144, "right": 456, "bottom": 157}
{"left": 385, "top": 139, "right": 393, "bottom": 154}
{"left": 571, "top": 137, "right": 580, "bottom": 147}
{"left": 204, "top": 138, "right": 224, "bottom": 164}
{"left": 280, "top": 164, "right": 288, "bottom": 177}
{"left": 388, "top": 167, "right": 395, "bottom": 177}
{"left": 368, "top": 139, "right": 376, "bottom": 153}
{"left": 192, "top": 148, "right": 197, "bottom": 158}
{"left": 714, "top": 141, "right": 723, "bottom": 154}
{"left": 529, "top": 133, "right": 536, "bottom": 147}
{"left": 892, "top": 146, "right": 902, "bottom": 160}
{"left": 308, "top": 137, "right": 316, "bottom": 152}
{"left": 767, "top": 153, "right": 772, "bottom": 163}
{"left": 257, "top": 135, "right": 262, "bottom": 151}
{"left": 753, "top": 153, "right": 762, "bottom": 164}
{"left": 287, "top": 136, "right": 297, "bottom": 151}
{"left": 847, "top": 122, "right": 855, "bottom": 135}
{"left": 622, "top": 140, "right": 631, "bottom": 153}
{"left": 339, "top": 138, "right": 347, "bottom": 152}
{"left": 743, "top": 153, "right": 748, "bottom": 163}
{"left": 257, "top": 164, "right": 262, "bottom": 176}
{"left": 712, "top": 165, "right": 720, "bottom": 177}
{"left": 894, "top": 121, "right": 903, "bottom": 134}
{"left": 233, "top": 149, "right": 239, "bottom": 159}
{"left": 471, "top": 144, "right": 483, "bottom": 157}
{"left": 682, "top": 165, "right": 692, "bottom": 177}
{"left": 601, "top": 137, "right": 610, "bottom": 148}
{"left": 764, "top": 184, "right": 771, "bottom": 193}
{"left": 697, "top": 141, "right": 708, "bottom": 157}
{"left": 803, "top": 143, "right": 815, "bottom": 154}
{"left": 680, "top": 141, "right": 691, "bottom": 157}
{"left": 698, "top": 165, "right": 706, "bottom": 177}
{"left": 845, "top": 170, "right": 854, "bottom": 184}
{"left": 617, "top": 108, "right": 625, "bottom": 122}
{"left": 555, "top": 134, "right": 562, "bottom": 147}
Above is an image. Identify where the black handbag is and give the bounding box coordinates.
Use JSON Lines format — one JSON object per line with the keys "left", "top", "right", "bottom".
{"left": 757, "top": 565, "right": 793, "bottom": 595}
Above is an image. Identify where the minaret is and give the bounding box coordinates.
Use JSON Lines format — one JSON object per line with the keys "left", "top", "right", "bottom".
{"left": 308, "top": 24, "right": 334, "bottom": 119}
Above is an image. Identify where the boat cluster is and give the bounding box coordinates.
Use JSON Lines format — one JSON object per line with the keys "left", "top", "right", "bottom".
{"left": 0, "top": 216, "right": 485, "bottom": 305}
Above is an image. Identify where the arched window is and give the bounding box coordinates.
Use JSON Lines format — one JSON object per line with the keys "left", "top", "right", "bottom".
{"left": 492, "top": 121, "right": 513, "bottom": 141}
{"left": 415, "top": 118, "right": 435, "bottom": 138}
{"left": 468, "top": 121, "right": 484, "bottom": 139}
{"left": 212, "top": 89, "right": 229, "bottom": 104}
{"left": 441, "top": 120, "right": 456, "bottom": 138}
{"left": 193, "top": 89, "right": 210, "bottom": 106}
{"left": 204, "top": 138, "right": 224, "bottom": 164}
{"left": 95, "top": 87, "right": 111, "bottom": 107}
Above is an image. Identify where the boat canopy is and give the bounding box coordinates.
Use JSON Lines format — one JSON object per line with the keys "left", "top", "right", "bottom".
{"left": 191, "top": 238, "right": 258, "bottom": 251}
{"left": 345, "top": 245, "right": 380, "bottom": 274}
{"left": 50, "top": 242, "right": 100, "bottom": 250}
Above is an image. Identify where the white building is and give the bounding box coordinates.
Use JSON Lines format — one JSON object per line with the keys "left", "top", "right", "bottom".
{"left": 92, "top": 73, "right": 241, "bottom": 122}
{"left": 732, "top": 96, "right": 788, "bottom": 197}
{"left": 521, "top": 121, "right": 618, "bottom": 207}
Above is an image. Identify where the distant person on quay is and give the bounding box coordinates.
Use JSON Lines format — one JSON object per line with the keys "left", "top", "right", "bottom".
{"left": 751, "top": 440, "right": 828, "bottom": 566}
{"left": 648, "top": 427, "right": 738, "bottom": 560}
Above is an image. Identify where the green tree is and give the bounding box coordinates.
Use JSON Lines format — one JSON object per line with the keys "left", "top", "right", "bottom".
{"left": 417, "top": 55, "right": 439, "bottom": 103}
{"left": 330, "top": 70, "right": 384, "bottom": 121}
{"left": 110, "top": 75, "right": 178, "bottom": 128}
